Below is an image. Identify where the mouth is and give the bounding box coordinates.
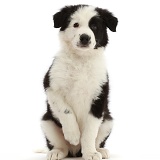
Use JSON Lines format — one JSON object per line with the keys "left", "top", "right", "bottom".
{"left": 77, "top": 42, "right": 91, "bottom": 48}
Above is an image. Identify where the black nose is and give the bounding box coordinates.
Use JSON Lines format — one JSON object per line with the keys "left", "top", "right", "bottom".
{"left": 80, "top": 34, "right": 91, "bottom": 45}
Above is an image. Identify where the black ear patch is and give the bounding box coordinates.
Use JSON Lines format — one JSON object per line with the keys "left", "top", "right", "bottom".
{"left": 95, "top": 7, "right": 118, "bottom": 32}
{"left": 53, "top": 11, "right": 66, "bottom": 28}
{"left": 53, "top": 6, "right": 75, "bottom": 31}
{"left": 53, "top": 5, "right": 87, "bottom": 31}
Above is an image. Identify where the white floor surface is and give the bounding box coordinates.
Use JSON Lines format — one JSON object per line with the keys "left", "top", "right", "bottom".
{"left": 1, "top": 152, "right": 160, "bottom": 160}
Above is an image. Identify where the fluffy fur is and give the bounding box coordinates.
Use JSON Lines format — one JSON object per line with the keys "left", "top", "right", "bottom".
{"left": 41, "top": 5, "right": 118, "bottom": 160}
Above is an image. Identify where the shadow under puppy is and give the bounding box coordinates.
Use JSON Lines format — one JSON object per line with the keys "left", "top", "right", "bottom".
{"left": 41, "top": 4, "right": 118, "bottom": 160}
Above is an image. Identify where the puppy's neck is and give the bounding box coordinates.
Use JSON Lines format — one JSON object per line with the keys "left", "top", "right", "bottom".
{"left": 60, "top": 41, "right": 105, "bottom": 59}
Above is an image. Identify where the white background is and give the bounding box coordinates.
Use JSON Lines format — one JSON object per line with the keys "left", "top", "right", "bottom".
{"left": 0, "top": 0, "right": 160, "bottom": 159}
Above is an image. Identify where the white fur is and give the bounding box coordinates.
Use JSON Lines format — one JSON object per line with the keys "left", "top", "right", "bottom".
{"left": 41, "top": 6, "right": 113, "bottom": 160}
{"left": 59, "top": 6, "right": 97, "bottom": 54}
{"left": 97, "top": 148, "right": 110, "bottom": 159}
{"left": 96, "top": 120, "right": 113, "bottom": 148}
{"left": 81, "top": 114, "right": 103, "bottom": 160}
{"left": 41, "top": 120, "right": 68, "bottom": 148}
{"left": 48, "top": 49, "right": 107, "bottom": 131}
{"left": 47, "top": 149, "right": 68, "bottom": 160}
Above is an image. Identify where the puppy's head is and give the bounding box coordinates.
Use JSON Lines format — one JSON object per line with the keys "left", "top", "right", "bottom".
{"left": 53, "top": 5, "right": 118, "bottom": 52}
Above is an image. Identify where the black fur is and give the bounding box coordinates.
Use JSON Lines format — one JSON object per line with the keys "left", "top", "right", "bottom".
{"left": 95, "top": 7, "right": 118, "bottom": 32}
{"left": 42, "top": 5, "right": 117, "bottom": 157}
{"left": 99, "top": 134, "right": 110, "bottom": 148}
{"left": 42, "top": 103, "right": 62, "bottom": 151}
{"left": 53, "top": 5, "right": 87, "bottom": 31}
{"left": 89, "top": 16, "right": 108, "bottom": 48}
{"left": 53, "top": 5, "right": 118, "bottom": 32}
{"left": 68, "top": 150, "right": 82, "bottom": 157}
{"left": 46, "top": 138, "right": 54, "bottom": 150}
{"left": 42, "top": 102, "right": 62, "bottom": 128}
{"left": 43, "top": 64, "right": 53, "bottom": 90}
{"left": 90, "top": 77, "right": 112, "bottom": 120}
{"left": 43, "top": 70, "right": 50, "bottom": 90}
{"left": 53, "top": 5, "right": 118, "bottom": 49}
{"left": 42, "top": 103, "right": 82, "bottom": 157}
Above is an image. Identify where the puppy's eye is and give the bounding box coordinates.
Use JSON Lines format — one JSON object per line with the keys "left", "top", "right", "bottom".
{"left": 73, "top": 23, "right": 79, "bottom": 28}
{"left": 91, "top": 24, "right": 97, "bottom": 30}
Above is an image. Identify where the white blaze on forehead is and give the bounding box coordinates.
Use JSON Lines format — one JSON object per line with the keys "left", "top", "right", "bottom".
{"left": 60, "top": 6, "right": 98, "bottom": 53}
{"left": 71, "top": 6, "right": 97, "bottom": 26}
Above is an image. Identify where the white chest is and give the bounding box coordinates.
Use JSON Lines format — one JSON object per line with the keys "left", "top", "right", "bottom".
{"left": 50, "top": 54, "right": 107, "bottom": 129}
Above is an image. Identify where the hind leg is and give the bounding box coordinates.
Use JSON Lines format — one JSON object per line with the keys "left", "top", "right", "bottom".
{"left": 41, "top": 120, "right": 68, "bottom": 160}
{"left": 96, "top": 120, "right": 113, "bottom": 159}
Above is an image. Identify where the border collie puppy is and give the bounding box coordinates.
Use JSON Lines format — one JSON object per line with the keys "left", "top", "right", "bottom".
{"left": 41, "top": 5, "right": 118, "bottom": 160}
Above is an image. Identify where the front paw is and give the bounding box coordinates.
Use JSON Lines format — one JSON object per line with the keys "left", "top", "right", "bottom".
{"left": 63, "top": 127, "right": 80, "bottom": 146}
{"left": 83, "top": 151, "right": 102, "bottom": 160}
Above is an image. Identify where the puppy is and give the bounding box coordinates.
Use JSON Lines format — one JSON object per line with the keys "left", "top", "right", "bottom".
{"left": 41, "top": 5, "right": 118, "bottom": 160}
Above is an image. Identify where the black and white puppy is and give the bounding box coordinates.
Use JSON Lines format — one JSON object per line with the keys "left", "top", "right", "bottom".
{"left": 41, "top": 5, "right": 118, "bottom": 160}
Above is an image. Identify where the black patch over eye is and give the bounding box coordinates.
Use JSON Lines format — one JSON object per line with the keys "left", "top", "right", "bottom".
{"left": 73, "top": 23, "right": 79, "bottom": 28}
{"left": 91, "top": 24, "right": 97, "bottom": 30}
{"left": 89, "top": 16, "right": 108, "bottom": 48}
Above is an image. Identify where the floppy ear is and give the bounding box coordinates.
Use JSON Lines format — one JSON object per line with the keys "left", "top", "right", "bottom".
{"left": 96, "top": 7, "right": 118, "bottom": 32}
{"left": 53, "top": 10, "right": 66, "bottom": 28}
{"left": 53, "top": 5, "right": 80, "bottom": 29}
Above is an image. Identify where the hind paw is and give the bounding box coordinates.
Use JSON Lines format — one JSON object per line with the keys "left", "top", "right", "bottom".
{"left": 96, "top": 148, "right": 110, "bottom": 159}
{"left": 47, "top": 149, "right": 68, "bottom": 160}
